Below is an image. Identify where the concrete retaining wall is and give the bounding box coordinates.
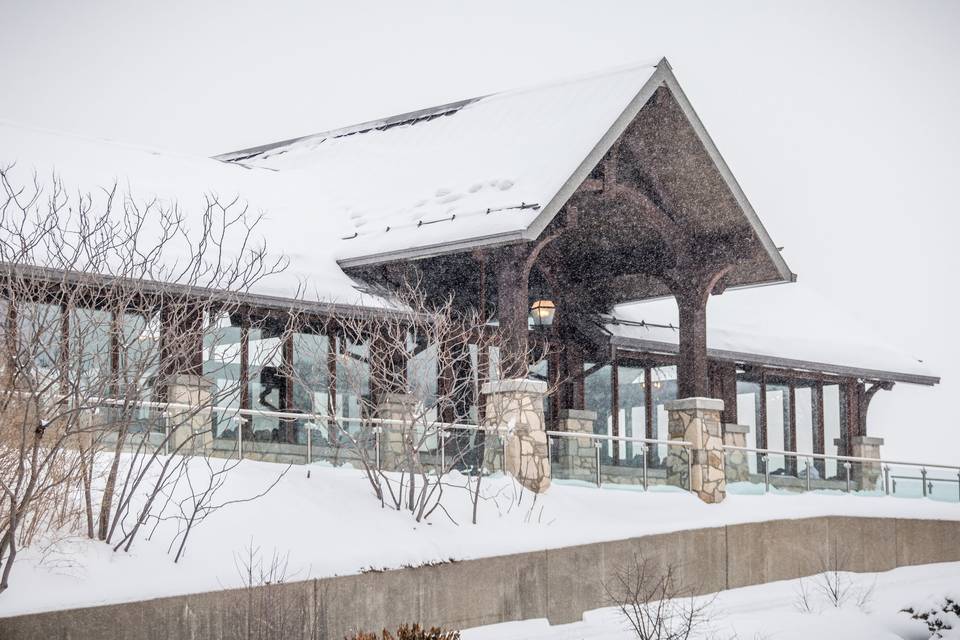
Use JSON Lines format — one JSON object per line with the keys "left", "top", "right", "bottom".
{"left": 1, "top": 516, "right": 958, "bottom": 639}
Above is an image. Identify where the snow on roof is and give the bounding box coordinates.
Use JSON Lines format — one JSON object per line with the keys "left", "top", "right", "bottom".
{"left": 218, "top": 62, "right": 661, "bottom": 265}
{"left": 607, "top": 283, "right": 938, "bottom": 384}
{"left": 0, "top": 119, "right": 383, "bottom": 308}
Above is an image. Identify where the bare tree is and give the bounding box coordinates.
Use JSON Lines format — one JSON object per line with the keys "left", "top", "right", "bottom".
{"left": 0, "top": 165, "right": 290, "bottom": 592}
{"left": 604, "top": 554, "right": 716, "bottom": 640}
{"left": 306, "top": 279, "right": 561, "bottom": 525}
{"left": 795, "top": 541, "right": 875, "bottom": 613}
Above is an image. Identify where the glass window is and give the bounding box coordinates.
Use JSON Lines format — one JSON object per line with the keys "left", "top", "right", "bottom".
{"left": 617, "top": 364, "right": 646, "bottom": 463}
{"left": 248, "top": 320, "right": 285, "bottom": 441}
{"left": 650, "top": 365, "right": 677, "bottom": 443}
{"left": 823, "top": 384, "right": 842, "bottom": 478}
{"left": 292, "top": 332, "right": 330, "bottom": 416}
{"left": 335, "top": 335, "right": 370, "bottom": 435}
{"left": 70, "top": 308, "right": 113, "bottom": 390}
{"left": 203, "top": 314, "right": 242, "bottom": 439}
{"left": 765, "top": 383, "right": 789, "bottom": 455}
{"left": 795, "top": 386, "right": 814, "bottom": 454}
{"left": 735, "top": 376, "right": 760, "bottom": 474}
{"left": 17, "top": 303, "right": 62, "bottom": 386}
{"left": 118, "top": 311, "right": 160, "bottom": 397}
{"left": 584, "top": 363, "right": 612, "bottom": 459}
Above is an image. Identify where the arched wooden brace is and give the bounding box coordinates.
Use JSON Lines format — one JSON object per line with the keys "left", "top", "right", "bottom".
{"left": 664, "top": 266, "right": 731, "bottom": 399}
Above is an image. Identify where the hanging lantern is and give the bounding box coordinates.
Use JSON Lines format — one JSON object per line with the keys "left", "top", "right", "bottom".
{"left": 530, "top": 299, "right": 556, "bottom": 328}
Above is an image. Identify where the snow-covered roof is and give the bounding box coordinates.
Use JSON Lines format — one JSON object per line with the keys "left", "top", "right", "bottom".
{"left": 0, "top": 119, "right": 384, "bottom": 309}
{"left": 217, "top": 62, "right": 663, "bottom": 267}
{"left": 607, "top": 283, "right": 939, "bottom": 385}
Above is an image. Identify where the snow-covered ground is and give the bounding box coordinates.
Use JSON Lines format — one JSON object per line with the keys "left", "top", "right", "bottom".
{"left": 462, "top": 562, "right": 960, "bottom": 640}
{"left": 1, "top": 458, "right": 958, "bottom": 618}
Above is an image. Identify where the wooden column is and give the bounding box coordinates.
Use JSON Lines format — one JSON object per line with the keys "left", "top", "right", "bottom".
{"left": 813, "top": 380, "right": 826, "bottom": 478}
{"left": 610, "top": 348, "right": 620, "bottom": 464}
{"left": 666, "top": 266, "right": 729, "bottom": 400}
{"left": 675, "top": 288, "right": 709, "bottom": 399}
{"left": 494, "top": 247, "right": 530, "bottom": 380}
{"left": 757, "top": 373, "right": 767, "bottom": 473}
{"left": 787, "top": 383, "right": 797, "bottom": 476}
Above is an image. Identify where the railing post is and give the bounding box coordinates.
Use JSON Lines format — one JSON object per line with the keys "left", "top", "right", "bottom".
{"left": 594, "top": 440, "right": 602, "bottom": 487}
{"left": 306, "top": 423, "right": 312, "bottom": 465}
{"left": 238, "top": 416, "right": 244, "bottom": 460}
{"left": 686, "top": 446, "right": 693, "bottom": 493}
{"left": 439, "top": 428, "right": 446, "bottom": 473}
{"left": 884, "top": 465, "right": 891, "bottom": 496}
{"left": 844, "top": 461, "right": 851, "bottom": 492}
{"left": 957, "top": 471, "right": 960, "bottom": 502}
{"left": 163, "top": 411, "right": 171, "bottom": 456}
{"left": 641, "top": 443, "right": 648, "bottom": 490}
{"left": 921, "top": 467, "right": 928, "bottom": 497}
{"left": 763, "top": 454, "right": 770, "bottom": 493}
{"left": 374, "top": 426, "right": 382, "bottom": 471}
{"left": 804, "top": 458, "right": 811, "bottom": 492}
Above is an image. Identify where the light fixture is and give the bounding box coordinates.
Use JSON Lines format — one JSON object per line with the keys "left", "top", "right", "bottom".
{"left": 530, "top": 299, "right": 556, "bottom": 328}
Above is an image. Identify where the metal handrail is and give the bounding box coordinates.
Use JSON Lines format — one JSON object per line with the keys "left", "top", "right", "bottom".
{"left": 721, "top": 444, "right": 960, "bottom": 473}
{"left": 545, "top": 430, "right": 693, "bottom": 448}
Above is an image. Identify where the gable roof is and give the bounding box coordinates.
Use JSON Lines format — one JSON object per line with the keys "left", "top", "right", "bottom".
{"left": 218, "top": 59, "right": 793, "bottom": 288}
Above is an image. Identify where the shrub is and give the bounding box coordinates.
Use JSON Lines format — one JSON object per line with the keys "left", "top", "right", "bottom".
{"left": 348, "top": 623, "right": 460, "bottom": 640}
{"left": 902, "top": 596, "right": 960, "bottom": 638}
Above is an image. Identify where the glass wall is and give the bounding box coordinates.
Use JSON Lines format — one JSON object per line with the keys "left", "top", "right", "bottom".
{"left": 616, "top": 364, "right": 646, "bottom": 463}
{"left": 203, "top": 314, "right": 243, "bottom": 440}
{"left": 650, "top": 365, "right": 677, "bottom": 446}
{"left": 584, "top": 364, "right": 612, "bottom": 459}
{"left": 735, "top": 376, "right": 760, "bottom": 474}
{"left": 823, "top": 384, "right": 842, "bottom": 479}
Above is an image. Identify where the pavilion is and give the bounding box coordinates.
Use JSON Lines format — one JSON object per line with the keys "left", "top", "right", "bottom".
{"left": 0, "top": 58, "right": 938, "bottom": 502}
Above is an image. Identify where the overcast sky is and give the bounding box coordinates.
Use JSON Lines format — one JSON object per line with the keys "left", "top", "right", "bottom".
{"left": 2, "top": 0, "right": 958, "bottom": 462}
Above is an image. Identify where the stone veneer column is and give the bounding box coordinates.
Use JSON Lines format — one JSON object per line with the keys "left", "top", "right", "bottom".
{"left": 849, "top": 435, "right": 884, "bottom": 491}
{"left": 665, "top": 397, "right": 726, "bottom": 504}
{"left": 166, "top": 374, "right": 214, "bottom": 454}
{"left": 481, "top": 379, "right": 551, "bottom": 493}
{"left": 555, "top": 409, "right": 598, "bottom": 482}
{"left": 376, "top": 393, "right": 418, "bottom": 472}
{"left": 722, "top": 424, "right": 751, "bottom": 483}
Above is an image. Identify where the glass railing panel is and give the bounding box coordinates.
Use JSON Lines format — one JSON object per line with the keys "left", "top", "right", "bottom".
{"left": 549, "top": 433, "right": 599, "bottom": 486}
{"left": 307, "top": 418, "right": 373, "bottom": 469}
{"left": 724, "top": 448, "right": 765, "bottom": 495}
{"left": 923, "top": 467, "right": 960, "bottom": 503}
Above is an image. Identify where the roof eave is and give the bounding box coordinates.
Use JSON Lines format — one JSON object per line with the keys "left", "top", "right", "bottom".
{"left": 609, "top": 334, "right": 940, "bottom": 386}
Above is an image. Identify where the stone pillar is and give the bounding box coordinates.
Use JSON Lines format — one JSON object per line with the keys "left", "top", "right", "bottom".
{"left": 377, "top": 393, "right": 418, "bottom": 472}
{"left": 166, "top": 374, "right": 214, "bottom": 453}
{"left": 482, "top": 379, "right": 551, "bottom": 493}
{"left": 665, "top": 398, "right": 726, "bottom": 503}
{"left": 555, "top": 409, "right": 598, "bottom": 482}
{"left": 722, "top": 423, "right": 751, "bottom": 483}
{"left": 849, "top": 435, "right": 884, "bottom": 491}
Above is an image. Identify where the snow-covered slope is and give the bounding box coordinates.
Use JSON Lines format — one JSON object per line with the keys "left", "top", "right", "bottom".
{"left": 1, "top": 459, "right": 957, "bottom": 618}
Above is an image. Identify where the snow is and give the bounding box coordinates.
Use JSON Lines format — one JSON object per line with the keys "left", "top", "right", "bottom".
{"left": 609, "top": 281, "right": 936, "bottom": 382}
{"left": 462, "top": 562, "right": 960, "bottom": 639}
{"left": 0, "top": 119, "right": 380, "bottom": 307}
{"left": 221, "top": 62, "right": 660, "bottom": 264}
{"left": 1, "top": 458, "right": 957, "bottom": 618}
{"left": 0, "top": 62, "right": 661, "bottom": 304}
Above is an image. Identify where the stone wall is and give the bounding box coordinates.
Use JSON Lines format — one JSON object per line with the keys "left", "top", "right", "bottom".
{"left": 666, "top": 398, "right": 726, "bottom": 502}
{"left": 3, "top": 516, "right": 959, "bottom": 639}
{"left": 723, "top": 424, "right": 751, "bottom": 483}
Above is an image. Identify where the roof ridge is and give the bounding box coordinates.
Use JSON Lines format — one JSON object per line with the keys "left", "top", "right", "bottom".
{"left": 214, "top": 58, "right": 663, "bottom": 163}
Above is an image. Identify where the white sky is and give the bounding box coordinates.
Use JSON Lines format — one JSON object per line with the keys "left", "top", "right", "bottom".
{"left": 1, "top": 0, "right": 958, "bottom": 463}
